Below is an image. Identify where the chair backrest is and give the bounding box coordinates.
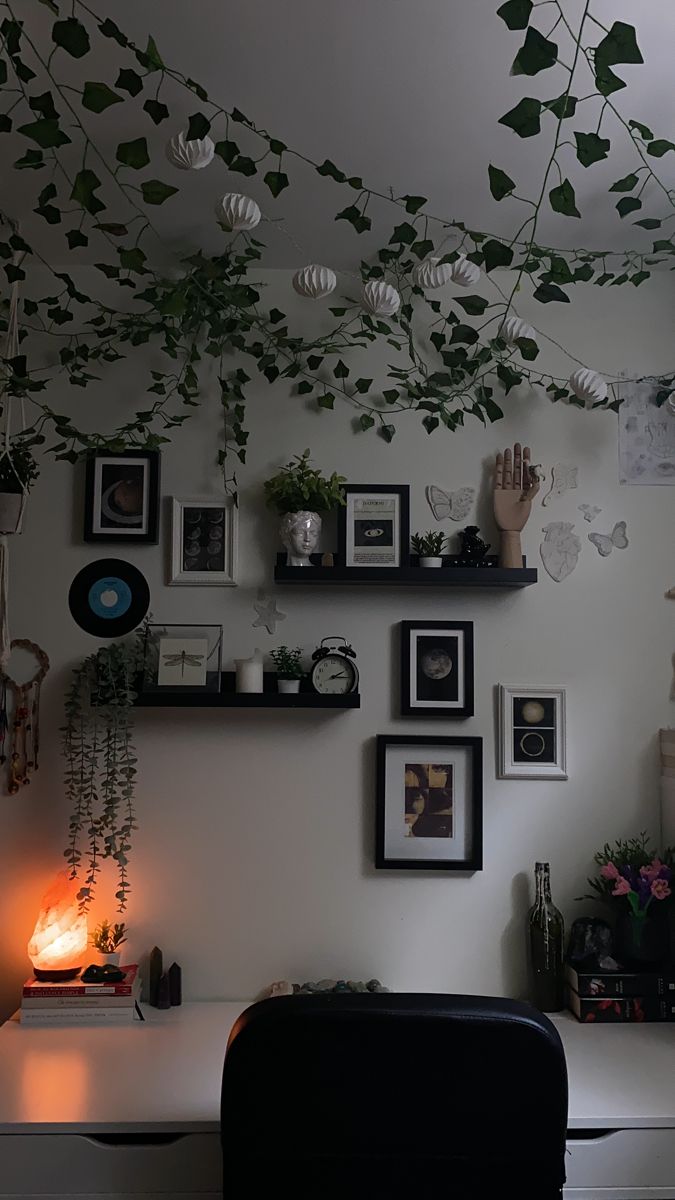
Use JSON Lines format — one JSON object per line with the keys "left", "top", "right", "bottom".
{"left": 221, "top": 992, "right": 568, "bottom": 1198}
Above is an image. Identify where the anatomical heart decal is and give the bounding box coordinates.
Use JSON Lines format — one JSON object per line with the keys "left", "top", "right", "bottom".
{"left": 540, "top": 522, "right": 581, "bottom": 582}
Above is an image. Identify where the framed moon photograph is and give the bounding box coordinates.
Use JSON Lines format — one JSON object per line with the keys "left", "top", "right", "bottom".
{"left": 170, "top": 497, "right": 238, "bottom": 586}
{"left": 84, "top": 450, "right": 160, "bottom": 543}
{"left": 376, "top": 735, "right": 483, "bottom": 871}
{"left": 400, "top": 621, "right": 474, "bottom": 718}
{"left": 498, "top": 685, "right": 567, "bottom": 780}
{"left": 338, "top": 484, "right": 409, "bottom": 568}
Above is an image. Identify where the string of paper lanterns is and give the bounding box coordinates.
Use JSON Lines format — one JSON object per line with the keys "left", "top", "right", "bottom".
{"left": 569, "top": 367, "right": 608, "bottom": 405}
{"left": 166, "top": 130, "right": 215, "bottom": 170}
{"left": 215, "top": 193, "right": 261, "bottom": 232}
{"left": 292, "top": 264, "right": 337, "bottom": 299}
{"left": 500, "top": 315, "right": 537, "bottom": 346}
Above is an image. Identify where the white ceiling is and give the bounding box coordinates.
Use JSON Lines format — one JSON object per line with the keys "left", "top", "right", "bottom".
{"left": 7, "top": 0, "right": 675, "bottom": 267}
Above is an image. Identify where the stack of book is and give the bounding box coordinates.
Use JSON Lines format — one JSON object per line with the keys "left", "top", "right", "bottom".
{"left": 20, "top": 964, "right": 141, "bottom": 1025}
{"left": 566, "top": 962, "right": 675, "bottom": 1023}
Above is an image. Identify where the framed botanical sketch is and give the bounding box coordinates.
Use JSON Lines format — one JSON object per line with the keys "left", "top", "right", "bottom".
{"left": 400, "top": 621, "right": 474, "bottom": 718}
{"left": 338, "top": 484, "right": 409, "bottom": 568}
{"left": 498, "top": 686, "right": 567, "bottom": 780}
{"left": 376, "top": 735, "right": 483, "bottom": 871}
{"left": 170, "top": 497, "right": 237, "bottom": 586}
{"left": 84, "top": 450, "right": 160, "bottom": 544}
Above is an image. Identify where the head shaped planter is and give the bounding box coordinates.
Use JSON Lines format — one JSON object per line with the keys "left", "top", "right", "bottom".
{"left": 279, "top": 510, "right": 322, "bottom": 567}
{"left": 27, "top": 871, "right": 88, "bottom": 981}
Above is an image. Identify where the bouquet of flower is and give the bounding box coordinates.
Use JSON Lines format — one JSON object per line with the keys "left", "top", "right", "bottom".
{"left": 584, "top": 833, "right": 673, "bottom": 916}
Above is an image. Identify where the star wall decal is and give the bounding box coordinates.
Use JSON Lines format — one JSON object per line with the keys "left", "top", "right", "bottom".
{"left": 252, "top": 594, "right": 287, "bottom": 636}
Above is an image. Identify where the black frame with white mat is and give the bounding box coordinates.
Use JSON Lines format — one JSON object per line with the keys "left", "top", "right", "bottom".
{"left": 84, "top": 450, "right": 160, "bottom": 544}
{"left": 400, "top": 620, "right": 474, "bottom": 719}
{"left": 376, "top": 735, "right": 483, "bottom": 872}
{"left": 338, "top": 484, "right": 410, "bottom": 569}
{"left": 497, "top": 685, "right": 567, "bottom": 780}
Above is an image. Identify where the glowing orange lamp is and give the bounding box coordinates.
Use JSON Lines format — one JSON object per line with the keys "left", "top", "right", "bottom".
{"left": 27, "top": 872, "right": 88, "bottom": 981}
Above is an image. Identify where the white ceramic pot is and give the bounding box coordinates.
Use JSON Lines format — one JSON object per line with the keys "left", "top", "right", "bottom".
{"left": 99, "top": 951, "right": 121, "bottom": 967}
{"left": 279, "top": 510, "right": 322, "bottom": 567}
{"left": 420, "top": 556, "right": 443, "bottom": 568}
{"left": 278, "top": 678, "right": 301, "bottom": 694}
{"left": 0, "top": 492, "right": 24, "bottom": 534}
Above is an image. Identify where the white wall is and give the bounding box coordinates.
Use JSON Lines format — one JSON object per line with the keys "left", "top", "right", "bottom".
{"left": 1, "top": 271, "right": 673, "bottom": 1016}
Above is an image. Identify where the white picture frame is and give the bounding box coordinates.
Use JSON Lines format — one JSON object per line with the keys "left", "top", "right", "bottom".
{"left": 498, "top": 686, "right": 567, "bottom": 780}
{"left": 170, "top": 497, "right": 238, "bottom": 586}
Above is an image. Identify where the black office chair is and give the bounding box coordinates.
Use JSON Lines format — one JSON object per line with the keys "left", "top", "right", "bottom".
{"left": 221, "top": 993, "right": 568, "bottom": 1198}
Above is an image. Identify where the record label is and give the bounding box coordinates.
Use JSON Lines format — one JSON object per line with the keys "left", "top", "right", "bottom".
{"left": 69, "top": 559, "right": 150, "bottom": 638}
{"left": 88, "top": 577, "right": 133, "bottom": 620}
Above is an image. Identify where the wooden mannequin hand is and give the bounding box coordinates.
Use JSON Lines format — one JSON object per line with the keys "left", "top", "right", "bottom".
{"left": 493, "top": 443, "right": 540, "bottom": 568}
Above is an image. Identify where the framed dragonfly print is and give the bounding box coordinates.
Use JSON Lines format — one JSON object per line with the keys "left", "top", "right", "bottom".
{"left": 141, "top": 624, "right": 222, "bottom": 694}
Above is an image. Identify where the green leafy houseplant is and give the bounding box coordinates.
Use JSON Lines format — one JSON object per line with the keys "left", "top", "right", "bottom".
{"left": 91, "top": 919, "right": 127, "bottom": 954}
{"left": 264, "top": 451, "right": 346, "bottom": 515}
{"left": 411, "top": 531, "right": 446, "bottom": 557}
{"left": 270, "top": 646, "right": 304, "bottom": 680}
{"left": 0, "top": 437, "right": 40, "bottom": 494}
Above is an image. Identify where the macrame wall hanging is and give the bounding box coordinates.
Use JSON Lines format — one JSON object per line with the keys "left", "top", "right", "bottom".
{"left": 0, "top": 223, "right": 28, "bottom": 672}
{"left": 0, "top": 638, "right": 49, "bottom": 794}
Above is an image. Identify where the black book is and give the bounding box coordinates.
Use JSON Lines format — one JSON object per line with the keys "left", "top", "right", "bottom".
{"left": 565, "top": 962, "right": 675, "bottom": 998}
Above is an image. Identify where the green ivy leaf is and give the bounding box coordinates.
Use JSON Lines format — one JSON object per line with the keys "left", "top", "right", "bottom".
{"left": 136, "top": 34, "right": 164, "bottom": 72}
{"left": 316, "top": 159, "right": 346, "bottom": 182}
{"left": 402, "top": 194, "right": 427, "bottom": 214}
{"left": 187, "top": 112, "right": 211, "bottom": 140}
{"left": 333, "top": 359, "right": 350, "bottom": 379}
{"left": 455, "top": 294, "right": 489, "bottom": 315}
{"left": 118, "top": 246, "right": 148, "bottom": 273}
{"left": 116, "top": 68, "right": 143, "bottom": 96}
{"left": 99, "top": 18, "right": 128, "bottom": 46}
{"left": 498, "top": 97, "right": 541, "bottom": 138}
{"left": 616, "top": 196, "right": 642, "bottom": 217}
{"left": 297, "top": 381, "right": 313, "bottom": 395}
{"left": 116, "top": 137, "right": 150, "bottom": 169}
{"left": 573, "top": 263, "right": 594, "bottom": 281}
{"left": 450, "top": 324, "right": 479, "bottom": 345}
{"left": 634, "top": 218, "right": 661, "bottom": 230}
{"left": 0, "top": 60, "right": 6, "bottom": 86}
{"left": 609, "top": 172, "right": 639, "bottom": 192}
{"left": 533, "top": 281, "right": 570, "bottom": 303}
{"left": 488, "top": 164, "right": 516, "bottom": 200}
{"left": 482, "top": 238, "right": 514, "bottom": 272}
{"left": 143, "top": 98, "right": 169, "bottom": 125}
{"left": 66, "top": 229, "right": 88, "bottom": 249}
{"left": 497, "top": 362, "right": 523, "bottom": 393}
{"left": 29, "top": 91, "right": 58, "bottom": 119}
{"left": 0, "top": 114, "right": 11, "bottom": 133}
{"left": 264, "top": 170, "right": 289, "bottom": 197}
{"left": 379, "top": 424, "right": 396, "bottom": 443}
{"left": 230, "top": 155, "right": 257, "bottom": 176}
{"left": 496, "top": 0, "right": 532, "bottom": 30}
{"left": 391, "top": 222, "right": 417, "bottom": 245}
{"left": 412, "top": 238, "right": 434, "bottom": 260}
{"left": 574, "top": 131, "right": 610, "bottom": 167}
{"left": 359, "top": 414, "right": 375, "bottom": 431}
{"left": 422, "top": 415, "right": 439, "bottom": 434}
{"left": 82, "top": 81, "right": 123, "bottom": 113}
{"left": 18, "top": 118, "right": 71, "bottom": 148}
{"left": 71, "top": 168, "right": 104, "bottom": 214}
{"left": 141, "top": 179, "right": 179, "bottom": 205}
{"left": 549, "top": 178, "right": 580, "bottom": 218}
{"left": 354, "top": 378, "right": 373, "bottom": 393}
{"left": 631, "top": 270, "right": 650, "bottom": 287}
{"left": 647, "top": 139, "right": 675, "bottom": 157}
{"left": 335, "top": 205, "right": 371, "bottom": 234}
{"left": 94, "top": 222, "right": 128, "bottom": 236}
{"left": 383, "top": 389, "right": 400, "bottom": 404}
{"left": 511, "top": 28, "right": 557, "bottom": 76}
{"left": 543, "top": 93, "right": 577, "bottom": 120}
{"left": 318, "top": 393, "right": 335, "bottom": 409}
{"left": 595, "top": 22, "right": 642, "bottom": 96}
{"left": 629, "top": 119, "right": 654, "bottom": 141}
{"left": 51, "top": 17, "right": 90, "bottom": 58}
{"left": 14, "top": 149, "right": 44, "bottom": 169}
{"left": 516, "top": 336, "right": 539, "bottom": 360}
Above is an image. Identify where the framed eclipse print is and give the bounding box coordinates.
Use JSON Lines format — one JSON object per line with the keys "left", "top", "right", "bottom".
{"left": 170, "top": 497, "right": 238, "bottom": 586}
{"left": 84, "top": 450, "right": 160, "bottom": 544}
{"left": 498, "top": 686, "right": 567, "bottom": 780}
{"left": 376, "top": 735, "right": 483, "bottom": 872}
{"left": 338, "top": 484, "right": 409, "bottom": 568}
{"left": 400, "top": 621, "right": 474, "bottom": 718}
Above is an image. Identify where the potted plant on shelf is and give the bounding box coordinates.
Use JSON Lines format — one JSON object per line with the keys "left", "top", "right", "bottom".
{"left": 583, "top": 833, "right": 674, "bottom": 968}
{"left": 0, "top": 436, "right": 40, "bottom": 534}
{"left": 91, "top": 919, "right": 128, "bottom": 967}
{"left": 270, "top": 646, "right": 304, "bottom": 693}
{"left": 411, "top": 530, "right": 447, "bottom": 567}
{"left": 264, "top": 449, "right": 346, "bottom": 567}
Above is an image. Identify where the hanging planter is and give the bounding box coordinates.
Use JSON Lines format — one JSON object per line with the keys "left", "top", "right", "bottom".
{"left": 0, "top": 441, "right": 38, "bottom": 534}
{"left": 0, "top": 491, "right": 24, "bottom": 535}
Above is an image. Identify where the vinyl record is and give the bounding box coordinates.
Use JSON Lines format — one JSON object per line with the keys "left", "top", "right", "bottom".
{"left": 68, "top": 559, "right": 150, "bottom": 638}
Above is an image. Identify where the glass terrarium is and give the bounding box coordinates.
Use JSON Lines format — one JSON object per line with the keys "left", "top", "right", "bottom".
{"left": 141, "top": 624, "right": 222, "bottom": 694}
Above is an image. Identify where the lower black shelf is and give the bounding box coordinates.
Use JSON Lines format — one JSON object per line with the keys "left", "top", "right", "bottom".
{"left": 135, "top": 672, "right": 360, "bottom": 710}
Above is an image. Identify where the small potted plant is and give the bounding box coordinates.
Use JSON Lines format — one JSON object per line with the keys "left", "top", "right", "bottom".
{"left": 264, "top": 449, "right": 346, "bottom": 567}
{"left": 0, "top": 436, "right": 40, "bottom": 534}
{"left": 270, "top": 645, "right": 304, "bottom": 693}
{"left": 411, "top": 530, "right": 446, "bottom": 567}
{"left": 91, "top": 920, "right": 128, "bottom": 967}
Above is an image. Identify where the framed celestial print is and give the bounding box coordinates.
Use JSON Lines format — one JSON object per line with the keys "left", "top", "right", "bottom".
{"left": 400, "top": 621, "right": 474, "bottom": 718}
{"left": 141, "top": 624, "right": 223, "bottom": 694}
{"left": 338, "top": 484, "right": 409, "bottom": 568}
{"left": 498, "top": 686, "right": 567, "bottom": 780}
{"left": 84, "top": 450, "right": 160, "bottom": 544}
{"left": 376, "top": 735, "right": 483, "bottom": 871}
{"left": 170, "top": 497, "right": 238, "bottom": 586}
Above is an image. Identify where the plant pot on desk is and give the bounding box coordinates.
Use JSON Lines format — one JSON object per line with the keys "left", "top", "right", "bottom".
{"left": 615, "top": 907, "right": 670, "bottom": 969}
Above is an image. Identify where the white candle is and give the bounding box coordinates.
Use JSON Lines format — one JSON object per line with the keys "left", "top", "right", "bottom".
{"left": 235, "top": 649, "right": 264, "bottom": 693}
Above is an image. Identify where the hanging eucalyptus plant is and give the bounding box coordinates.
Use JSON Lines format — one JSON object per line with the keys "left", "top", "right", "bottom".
{"left": 1, "top": 2, "right": 674, "bottom": 493}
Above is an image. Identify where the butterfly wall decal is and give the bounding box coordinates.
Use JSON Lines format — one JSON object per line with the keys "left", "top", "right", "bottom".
{"left": 425, "top": 484, "right": 475, "bottom": 523}
{"left": 588, "top": 521, "right": 629, "bottom": 558}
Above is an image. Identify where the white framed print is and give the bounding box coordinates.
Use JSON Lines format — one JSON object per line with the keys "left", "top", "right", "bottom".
{"left": 498, "top": 686, "right": 567, "bottom": 780}
{"left": 170, "top": 497, "right": 237, "bottom": 586}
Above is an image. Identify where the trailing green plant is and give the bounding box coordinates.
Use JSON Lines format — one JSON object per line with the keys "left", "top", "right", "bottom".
{"left": 269, "top": 645, "right": 304, "bottom": 680}
{"left": 0, "top": 435, "right": 40, "bottom": 492}
{"left": 63, "top": 627, "right": 145, "bottom": 913}
{"left": 411, "top": 530, "right": 446, "bottom": 557}
{"left": 1, "top": 4, "right": 675, "bottom": 486}
{"left": 264, "top": 450, "right": 346, "bottom": 515}
{"left": 91, "top": 919, "right": 127, "bottom": 953}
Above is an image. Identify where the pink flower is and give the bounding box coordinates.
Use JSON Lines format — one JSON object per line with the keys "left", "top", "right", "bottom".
{"left": 601, "top": 862, "right": 620, "bottom": 880}
{"left": 651, "top": 878, "right": 672, "bottom": 901}
{"left": 612, "top": 877, "right": 632, "bottom": 897}
{"left": 640, "top": 858, "right": 664, "bottom": 882}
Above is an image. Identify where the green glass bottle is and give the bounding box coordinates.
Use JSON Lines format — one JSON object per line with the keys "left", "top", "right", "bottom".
{"left": 529, "top": 861, "right": 565, "bottom": 1012}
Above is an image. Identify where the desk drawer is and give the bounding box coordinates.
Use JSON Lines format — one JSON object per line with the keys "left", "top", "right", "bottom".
{"left": 0, "top": 1132, "right": 222, "bottom": 1196}
{"left": 566, "top": 1128, "right": 675, "bottom": 1197}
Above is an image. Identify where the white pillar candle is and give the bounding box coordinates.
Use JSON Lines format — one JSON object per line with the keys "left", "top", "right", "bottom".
{"left": 235, "top": 649, "right": 264, "bottom": 693}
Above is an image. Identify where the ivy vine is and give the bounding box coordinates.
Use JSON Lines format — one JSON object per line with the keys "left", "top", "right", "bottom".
{"left": 1, "top": 2, "right": 674, "bottom": 493}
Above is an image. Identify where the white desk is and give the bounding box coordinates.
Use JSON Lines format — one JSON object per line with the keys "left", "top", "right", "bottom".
{"left": 0, "top": 1004, "right": 674, "bottom": 1199}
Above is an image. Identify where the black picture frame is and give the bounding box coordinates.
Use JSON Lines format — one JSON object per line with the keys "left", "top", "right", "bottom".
{"left": 400, "top": 620, "right": 474, "bottom": 719}
{"left": 337, "top": 484, "right": 410, "bottom": 568}
{"left": 84, "top": 450, "right": 161, "bottom": 544}
{"left": 375, "top": 734, "right": 483, "bottom": 872}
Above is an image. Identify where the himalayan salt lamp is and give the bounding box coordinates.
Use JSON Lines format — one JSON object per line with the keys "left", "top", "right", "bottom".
{"left": 27, "top": 872, "right": 88, "bottom": 981}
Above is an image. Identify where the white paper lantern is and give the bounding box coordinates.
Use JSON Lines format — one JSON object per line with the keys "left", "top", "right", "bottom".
{"left": 292, "top": 264, "right": 337, "bottom": 299}
{"left": 500, "top": 315, "right": 537, "bottom": 346}
{"left": 451, "top": 255, "right": 481, "bottom": 288}
{"left": 215, "top": 193, "right": 261, "bottom": 232}
{"left": 362, "top": 279, "right": 400, "bottom": 317}
{"left": 666, "top": 391, "right": 675, "bottom": 417}
{"left": 165, "top": 130, "right": 215, "bottom": 171}
{"left": 412, "top": 257, "right": 453, "bottom": 290}
{"left": 569, "top": 367, "right": 608, "bottom": 405}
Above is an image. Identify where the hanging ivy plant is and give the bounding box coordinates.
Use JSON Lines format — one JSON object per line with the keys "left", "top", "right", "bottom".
{"left": 1, "top": 2, "right": 675, "bottom": 493}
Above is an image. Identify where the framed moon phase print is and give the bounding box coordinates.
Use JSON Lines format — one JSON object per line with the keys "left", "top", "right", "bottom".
{"left": 84, "top": 450, "right": 160, "bottom": 543}
{"left": 170, "top": 497, "right": 237, "bottom": 586}
{"left": 338, "top": 484, "right": 409, "bottom": 568}
{"left": 376, "top": 735, "right": 483, "bottom": 872}
{"left": 498, "top": 686, "right": 567, "bottom": 780}
{"left": 400, "top": 621, "right": 474, "bottom": 718}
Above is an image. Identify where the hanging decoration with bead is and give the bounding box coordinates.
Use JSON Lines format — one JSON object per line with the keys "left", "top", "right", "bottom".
{"left": 362, "top": 279, "right": 401, "bottom": 317}
{"left": 165, "top": 130, "right": 215, "bottom": 170}
{"left": 569, "top": 367, "right": 609, "bottom": 405}
{"left": 292, "top": 264, "right": 337, "bottom": 299}
{"left": 215, "top": 193, "right": 261, "bottom": 232}
{"left": 0, "top": 639, "right": 49, "bottom": 795}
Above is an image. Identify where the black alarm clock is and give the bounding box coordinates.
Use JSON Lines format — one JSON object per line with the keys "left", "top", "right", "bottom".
{"left": 310, "top": 636, "right": 359, "bottom": 695}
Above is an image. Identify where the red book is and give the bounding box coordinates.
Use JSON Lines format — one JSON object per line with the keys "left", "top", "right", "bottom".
{"left": 23, "top": 964, "right": 139, "bottom": 998}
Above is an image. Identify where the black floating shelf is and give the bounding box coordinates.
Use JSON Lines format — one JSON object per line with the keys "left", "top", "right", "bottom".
{"left": 135, "top": 672, "right": 360, "bottom": 711}
{"left": 274, "top": 554, "right": 537, "bottom": 588}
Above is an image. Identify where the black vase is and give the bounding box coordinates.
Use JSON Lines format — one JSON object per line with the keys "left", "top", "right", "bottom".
{"left": 615, "top": 907, "right": 669, "bottom": 969}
